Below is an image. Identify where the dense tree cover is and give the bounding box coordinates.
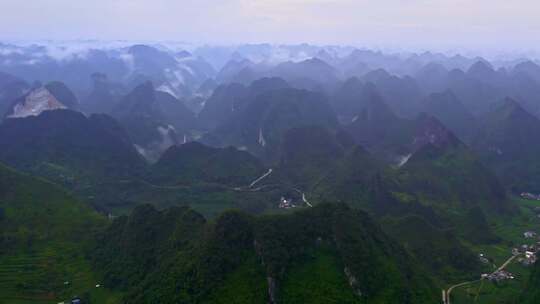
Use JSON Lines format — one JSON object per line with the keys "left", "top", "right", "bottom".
{"left": 151, "top": 142, "right": 265, "bottom": 186}
{"left": 521, "top": 254, "right": 540, "bottom": 304}
{"left": 272, "top": 125, "right": 349, "bottom": 189}
{"left": 398, "top": 142, "right": 509, "bottom": 212}
{"left": 339, "top": 82, "right": 415, "bottom": 160}
{"left": 5, "top": 42, "right": 540, "bottom": 303}
{"left": 420, "top": 90, "right": 478, "bottom": 141}
{"left": 459, "top": 206, "right": 501, "bottom": 244}
{"left": 92, "top": 203, "right": 438, "bottom": 303}
{"left": 473, "top": 98, "right": 540, "bottom": 193}
{"left": 199, "top": 78, "right": 290, "bottom": 131}
{"left": 0, "top": 111, "right": 273, "bottom": 215}
{"left": 383, "top": 215, "right": 480, "bottom": 283}
{"left": 0, "top": 109, "right": 145, "bottom": 182}
{"left": 0, "top": 163, "right": 102, "bottom": 251}
{"left": 204, "top": 87, "right": 338, "bottom": 162}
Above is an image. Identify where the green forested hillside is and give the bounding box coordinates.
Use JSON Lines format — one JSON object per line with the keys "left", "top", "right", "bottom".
{"left": 92, "top": 203, "right": 438, "bottom": 304}
{"left": 0, "top": 163, "right": 117, "bottom": 303}
{"left": 398, "top": 143, "right": 509, "bottom": 213}
{"left": 151, "top": 142, "right": 265, "bottom": 186}
{"left": 473, "top": 98, "right": 540, "bottom": 193}
{"left": 522, "top": 254, "right": 540, "bottom": 304}
{"left": 4, "top": 39, "right": 540, "bottom": 304}
{"left": 383, "top": 215, "right": 480, "bottom": 283}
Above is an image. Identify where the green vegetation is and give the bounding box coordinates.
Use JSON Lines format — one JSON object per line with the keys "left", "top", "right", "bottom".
{"left": 151, "top": 142, "right": 265, "bottom": 186}
{"left": 398, "top": 143, "right": 509, "bottom": 213}
{"left": 383, "top": 215, "right": 480, "bottom": 284}
{"left": 206, "top": 88, "right": 338, "bottom": 162}
{"left": 522, "top": 253, "right": 540, "bottom": 304}
{"left": 92, "top": 203, "right": 438, "bottom": 303}
{"left": 0, "top": 111, "right": 276, "bottom": 217}
{"left": 473, "top": 98, "right": 540, "bottom": 193}
{"left": 202, "top": 256, "right": 268, "bottom": 304}
{"left": 447, "top": 197, "right": 540, "bottom": 304}
{"left": 459, "top": 206, "right": 501, "bottom": 245}
{"left": 278, "top": 249, "right": 363, "bottom": 303}
{"left": 0, "top": 163, "right": 119, "bottom": 303}
{"left": 0, "top": 109, "right": 147, "bottom": 213}
{"left": 2, "top": 99, "right": 540, "bottom": 304}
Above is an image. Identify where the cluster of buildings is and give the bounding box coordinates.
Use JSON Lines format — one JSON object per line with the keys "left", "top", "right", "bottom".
{"left": 519, "top": 250, "right": 538, "bottom": 266}
{"left": 514, "top": 242, "right": 540, "bottom": 266}
{"left": 524, "top": 231, "right": 537, "bottom": 238}
{"left": 478, "top": 252, "right": 516, "bottom": 283}
{"left": 478, "top": 253, "right": 490, "bottom": 264}
{"left": 480, "top": 230, "right": 540, "bottom": 283}
{"left": 511, "top": 230, "right": 540, "bottom": 267}
{"left": 482, "top": 270, "right": 514, "bottom": 282}
{"left": 520, "top": 192, "right": 540, "bottom": 200}
{"left": 57, "top": 298, "right": 81, "bottom": 304}
{"left": 278, "top": 197, "right": 297, "bottom": 209}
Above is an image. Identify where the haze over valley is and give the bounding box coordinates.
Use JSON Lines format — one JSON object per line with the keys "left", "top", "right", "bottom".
{"left": 2, "top": 1, "right": 540, "bottom": 303}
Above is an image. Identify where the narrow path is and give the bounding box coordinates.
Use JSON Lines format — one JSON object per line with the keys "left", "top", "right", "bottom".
{"left": 495, "top": 254, "right": 519, "bottom": 272}
{"left": 293, "top": 188, "right": 313, "bottom": 207}
{"left": 249, "top": 168, "right": 273, "bottom": 188}
{"left": 446, "top": 280, "right": 480, "bottom": 304}
{"left": 302, "top": 193, "right": 313, "bottom": 207}
{"left": 445, "top": 253, "right": 521, "bottom": 304}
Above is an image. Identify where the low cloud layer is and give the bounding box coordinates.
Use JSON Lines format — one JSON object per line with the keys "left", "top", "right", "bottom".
{"left": 1, "top": 0, "right": 539, "bottom": 55}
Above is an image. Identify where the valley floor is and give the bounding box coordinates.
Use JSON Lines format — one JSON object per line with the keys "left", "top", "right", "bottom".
{"left": 2, "top": 197, "right": 539, "bottom": 304}
{"left": 448, "top": 197, "right": 540, "bottom": 304}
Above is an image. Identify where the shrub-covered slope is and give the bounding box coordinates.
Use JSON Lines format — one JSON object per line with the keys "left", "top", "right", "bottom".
{"left": 0, "top": 109, "right": 145, "bottom": 186}
{"left": 93, "top": 203, "right": 438, "bottom": 304}
{"left": 0, "top": 163, "right": 107, "bottom": 302}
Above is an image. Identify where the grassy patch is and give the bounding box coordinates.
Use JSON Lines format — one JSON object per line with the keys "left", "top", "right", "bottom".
{"left": 278, "top": 249, "right": 363, "bottom": 304}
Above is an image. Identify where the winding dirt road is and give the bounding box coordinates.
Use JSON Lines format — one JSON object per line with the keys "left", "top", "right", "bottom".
{"left": 445, "top": 253, "right": 521, "bottom": 304}
{"left": 249, "top": 168, "right": 273, "bottom": 188}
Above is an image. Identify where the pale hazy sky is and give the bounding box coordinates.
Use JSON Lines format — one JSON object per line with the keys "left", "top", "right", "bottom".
{"left": 1, "top": 0, "right": 539, "bottom": 52}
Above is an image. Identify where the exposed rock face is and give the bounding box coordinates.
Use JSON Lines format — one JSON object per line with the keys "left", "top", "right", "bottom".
{"left": 412, "top": 114, "right": 460, "bottom": 152}
{"left": 7, "top": 87, "right": 66, "bottom": 118}
{"left": 134, "top": 124, "right": 178, "bottom": 162}
{"left": 258, "top": 128, "right": 266, "bottom": 147}
{"left": 344, "top": 267, "right": 363, "bottom": 297}
{"left": 110, "top": 82, "right": 196, "bottom": 162}
{"left": 397, "top": 153, "right": 412, "bottom": 167}
{"left": 267, "top": 276, "right": 277, "bottom": 304}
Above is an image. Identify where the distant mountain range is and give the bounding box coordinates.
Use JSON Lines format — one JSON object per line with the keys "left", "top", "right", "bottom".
{"left": 2, "top": 42, "right": 540, "bottom": 303}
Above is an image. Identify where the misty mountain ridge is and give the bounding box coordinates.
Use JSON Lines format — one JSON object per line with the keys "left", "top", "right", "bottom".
{"left": 2, "top": 41, "right": 540, "bottom": 303}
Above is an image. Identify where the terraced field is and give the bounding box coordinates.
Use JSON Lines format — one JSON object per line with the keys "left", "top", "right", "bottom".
{"left": 0, "top": 244, "right": 121, "bottom": 304}
{"left": 0, "top": 164, "right": 121, "bottom": 303}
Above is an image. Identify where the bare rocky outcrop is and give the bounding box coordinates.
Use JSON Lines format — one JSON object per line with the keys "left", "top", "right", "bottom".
{"left": 7, "top": 87, "right": 66, "bottom": 118}
{"left": 267, "top": 276, "right": 277, "bottom": 304}
{"left": 344, "top": 267, "right": 363, "bottom": 297}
